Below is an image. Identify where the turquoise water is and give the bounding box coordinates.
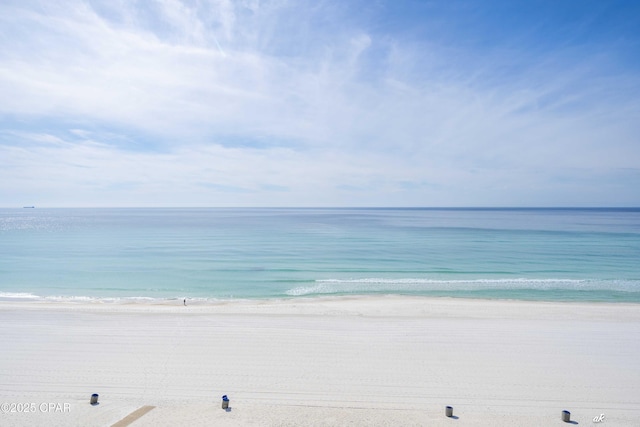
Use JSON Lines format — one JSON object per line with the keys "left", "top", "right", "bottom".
{"left": 1, "top": 208, "right": 639, "bottom": 302}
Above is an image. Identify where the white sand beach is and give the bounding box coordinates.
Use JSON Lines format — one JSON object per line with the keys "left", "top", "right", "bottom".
{"left": 1, "top": 296, "right": 639, "bottom": 426}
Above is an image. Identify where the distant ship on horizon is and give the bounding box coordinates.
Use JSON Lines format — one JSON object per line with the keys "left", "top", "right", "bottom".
{"left": 23, "top": 206, "right": 35, "bottom": 208}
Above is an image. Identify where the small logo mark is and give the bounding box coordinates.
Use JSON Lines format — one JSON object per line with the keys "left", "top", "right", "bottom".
{"left": 593, "top": 413, "right": 605, "bottom": 423}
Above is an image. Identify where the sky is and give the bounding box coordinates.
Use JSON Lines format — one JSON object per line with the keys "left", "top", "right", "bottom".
{"left": 1, "top": 0, "right": 639, "bottom": 207}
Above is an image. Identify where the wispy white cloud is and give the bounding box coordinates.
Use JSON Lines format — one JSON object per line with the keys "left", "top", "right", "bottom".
{"left": 1, "top": 0, "right": 639, "bottom": 206}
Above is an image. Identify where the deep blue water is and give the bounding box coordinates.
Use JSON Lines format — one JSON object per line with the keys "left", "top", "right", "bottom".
{"left": 1, "top": 208, "right": 639, "bottom": 302}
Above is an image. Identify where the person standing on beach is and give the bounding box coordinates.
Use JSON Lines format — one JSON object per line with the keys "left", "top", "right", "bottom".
{"left": 184, "top": 298, "right": 186, "bottom": 306}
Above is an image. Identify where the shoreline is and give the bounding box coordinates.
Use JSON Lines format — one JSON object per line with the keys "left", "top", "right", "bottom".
{"left": 1, "top": 296, "right": 639, "bottom": 426}
{"left": 2, "top": 294, "right": 640, "bottom": 317}
{"left": 3, "top": 291, "right": 640, "bottom": 303}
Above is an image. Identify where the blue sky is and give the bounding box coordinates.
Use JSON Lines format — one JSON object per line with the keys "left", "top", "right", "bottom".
{"left": 1, "top": 0, "right": 639, "bottom": 207}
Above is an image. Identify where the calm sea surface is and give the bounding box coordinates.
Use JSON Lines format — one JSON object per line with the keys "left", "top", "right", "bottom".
{"left": 1, "top": 208, "right": 639, "bottom": 303}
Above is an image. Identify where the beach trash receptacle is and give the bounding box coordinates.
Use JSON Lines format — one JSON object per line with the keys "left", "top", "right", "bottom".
{"left": 90, "top": 394, "right": 99, "bottom": 405}
{"left": 222, "top": 395, "right": 229, "bottom": 410}
{"left": 445, "top": 406, "right": 453, "bottom": 417}
{"left": 562, "top": 410, "right": 571, "bottom": 422}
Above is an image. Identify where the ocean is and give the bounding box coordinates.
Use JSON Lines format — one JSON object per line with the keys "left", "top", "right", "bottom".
{"left": 1, "top": 207, "right": 639, "bottom": 303}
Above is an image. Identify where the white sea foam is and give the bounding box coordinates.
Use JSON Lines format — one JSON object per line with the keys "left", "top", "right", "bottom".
{"left": 285, "top": 278, "right": 639, "bottom": 296}
{"left": 0, "top": 292, "right": 41, "bottom": 300}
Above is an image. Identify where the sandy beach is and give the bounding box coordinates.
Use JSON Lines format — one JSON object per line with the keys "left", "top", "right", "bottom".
{"left": 1, "top": 296, "right": 639, "bottom": 426}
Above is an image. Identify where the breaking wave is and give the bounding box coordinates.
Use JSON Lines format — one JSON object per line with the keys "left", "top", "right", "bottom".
{"left": 285, "top": 278, "right": 640, "bottom": 297}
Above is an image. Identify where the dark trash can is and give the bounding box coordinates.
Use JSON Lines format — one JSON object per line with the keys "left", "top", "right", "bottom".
{"left": 222, "top": 395, "right": 229, "bottom": 410}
